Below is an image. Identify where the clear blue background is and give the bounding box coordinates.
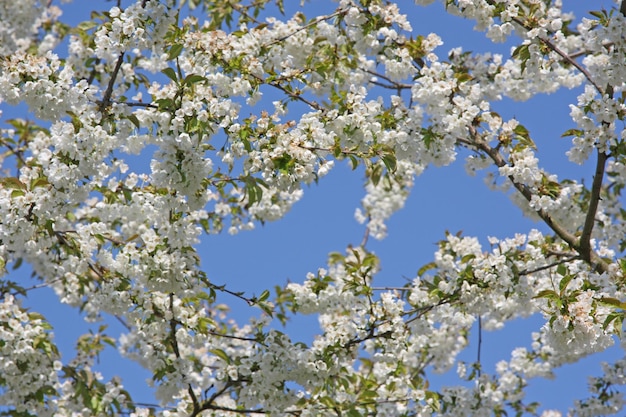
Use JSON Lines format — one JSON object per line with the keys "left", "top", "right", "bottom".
{"left": 4, "top": 0, "right": 623, "bottom": 412}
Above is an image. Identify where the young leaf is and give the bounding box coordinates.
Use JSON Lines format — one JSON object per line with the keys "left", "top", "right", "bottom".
{"left": 161, "top": 67, "right": 178, "bottom": 82}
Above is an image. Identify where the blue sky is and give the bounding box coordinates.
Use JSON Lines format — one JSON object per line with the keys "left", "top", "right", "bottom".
{"left": 4, "top": 0, "right": 624, "bottom": 412}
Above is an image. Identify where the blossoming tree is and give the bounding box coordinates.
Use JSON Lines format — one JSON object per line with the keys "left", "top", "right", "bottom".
{"left": 1, "top": 0, "right": 626, "bottom": 415}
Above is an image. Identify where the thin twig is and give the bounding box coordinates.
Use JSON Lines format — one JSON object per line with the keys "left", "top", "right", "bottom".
{"left": 361, "top": 68, "right": 413, "bottom": 90}
{"left": 207, "top": 330, "right": 267, "bottom": 346}
{"left": 265, "top": 9, "right": 348, "bottom": 46}
{"left": 209, "top": 282, "right": 257, "bottom": 306}
{"left": 360, "top": 224, "right": 370, "bottom": 247}
{"left": 195, "top": 380, "right": 269, "bottom": 416}
{"left": 1, "top": 141, "right": 27, "bottom": 168}
{"left": 517, "top": 255, "right": 579, "bottom": 276}
{"left": 508, "top": 15, "right": 604, "bottom": 94}
{"left": 111, "top": 100, "right": 158, "bottom": 109}
{"left": 250, "top": 73, "right": 323, "bottom": 111}
{"left": 569, "top": 42, "right": 614, "bottom": 59}
{"left": 115, "top": 314, "right": 131, "bottom": 331}
{"left": 476, "top": 316, "right": 482, "bottom": 377}
{"left": 370, "top": 286, "right": 411, "bottom": 292}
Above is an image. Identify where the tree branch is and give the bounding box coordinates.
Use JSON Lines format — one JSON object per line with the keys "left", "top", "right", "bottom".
{"left": 467, "top": 132, "right": 609, "bottom": 274}
{"left": 360, "top": 68, "right": 413, "bottom": 90}
{"left": 265, "top": 8, "right": 348, "bottom": 46}
{"left": 98, "top": 53, "right": 125, "bottom": 113}
{"left": 517, "top": 255, "right": 579, "bottom": 276}
{"left": 250, "top": 73, "right": 323, "bottom": 112}
{"left": 476, "top": 316, "right": 482, "bottom": 377}
{"left": 167, "top": 294, "right": 201, "bottom": 413}
{"left": 578, "top": 151, "right": 608, "bottom": 260}
{"left": 507, "top": 15, "right": 605, "bottom": 95}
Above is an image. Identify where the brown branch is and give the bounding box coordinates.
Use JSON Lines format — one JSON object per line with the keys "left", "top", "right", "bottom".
{"left": 208, "top": 281, "right": 257, "bottom": 306}
{"left": 1, "top": 141, "right": 28, "bottom": 169}
{"left": 207, "top": 329, "right": 267, "bottom": 346}
{"left": 198, "top": 404, "right": 268, "bottom": 415}
{"left": 265, "top": 9, "right": 348, "bottom": 46}
{"left": 98, "top": 53, "right": 125, "bottom": 112}
{"left": 360, "top": 223, "right": 370, "bottom": 247}
{"left": 577, "top": 0, "right": 625, "bottom": 265}
{"left": 111, "top": 100, "right": 158, "bottom": 109}
{"left": 193, "top": 381, "right": 270, "bottom": 416}
{"left": 167, "top": 293, "right": 201, "bottom": 413}
{"left": 360, "top": 68, "right": 413, "bottom": 90}
{"left": 508, "top": 16, "right": 604, "bottom": 95}
{"left": 250, "top": 73, "right": 323, "bottom": 112}
{"left": 579, "top": 151, "right": 608, "bottom": 260}
{"left": 469, "top": 134, "right": 609, "bottom": 274}
{"left": 517, "top": 255, "right": 579, "bottom": 276}
{"left": 368, "top": 78, "right": 410, "bottom": 91}
{"left": 536, "top": 35, "right": 604, "bottom": 95}
{"left": 476, "top": 316, "right": 482, "bottom": 377}
{"left": 569, "top": 42, "right": 614, "bottom": 59}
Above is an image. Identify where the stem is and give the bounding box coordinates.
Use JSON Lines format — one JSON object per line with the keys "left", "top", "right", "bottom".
{"left": 250, "top": 73, "right": 323, "bottom": 111}
{"left": 266, "top": 8, "right": 348, "bottom": 46}
{"left": 476, "top": 316, "right": 482, "bottom": 377}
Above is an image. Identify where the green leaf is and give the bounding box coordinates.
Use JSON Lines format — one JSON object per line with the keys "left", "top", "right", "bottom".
{"left": 1, "top": 177, "right": 27, "bottom": 190}
{"left": 454, "top": 72, "right": 473, "bottom": 83}
{"left": 167, "top": 43, "right": 184, "bottom": 60}
{"left": 417, "top": 261, "right": 437, "bottom": 276}
{"left": 602, "top": 313, "right": 624, "bottom": 329}
{"left": 513, "top": 123, "right": 536, "bottom": 150}
{"left": 12, "top": 257, "right": 23, "bottom": 270}
{"left": 184, "top": 74, "right": 206, "bottom": 85}
{"left": 533, "top": 289, "right": 558, "bottom": 300}
{"left": 209, "top": 348, "right": 231, "bottom": 364}
{"left": 127, "top": 114, "right": 141, "bottom": 129}
{"left": 558, "top": 274, "right": 574, "bottom": 294}
{"left": 348, "top": 154, "right": 359, "bottom": 170}
{"left": 155, "top": 98, "right": 175, "bottom": 111}
{"left": 561, "top": 128, "right": 583, "bottom": 137}
{"left": 370, "top": 163, "right": 382, "bottom": 186}
{"left": 512, "top": 44, "right": 531, "bottom": 72}
{"left": 31, "top": 177, "right": 50, "bottom": 189}
{"left": 258, "top": 301, "right": 274, "bottom": 317}
{"left": 161, "top": 67, "right": 178, "bottom": 82}
{"left": 258, "top": 289, "right": 270, "bottom": 302}
{"left": 599, "top": 297, "right": 626, "bottom": 309}
{"left": 461, "top": 254, "right": 476, "bottom": 263}
{"left": 76, "top": 20, "right": 98, "bottom": 32}
{"left": 66, "top": 110, "right": 84, "bottom": 133}
{"left": 329, "top": 252, "right": 344, "bottom": 264}
{"left": 381, "top": 153, "right": 397, "bottom": 173}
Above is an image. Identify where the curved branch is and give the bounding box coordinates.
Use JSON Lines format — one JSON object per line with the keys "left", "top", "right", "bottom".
{"left": 466, "top": 132, "right": 609, "bottom": 274}
{"left": 532, "top": 32, "right": 605, "bottom": 95}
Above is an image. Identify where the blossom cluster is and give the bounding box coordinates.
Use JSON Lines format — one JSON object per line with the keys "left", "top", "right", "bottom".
{"left": 1, "top": 0, "right": 626, "bottom": 415}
